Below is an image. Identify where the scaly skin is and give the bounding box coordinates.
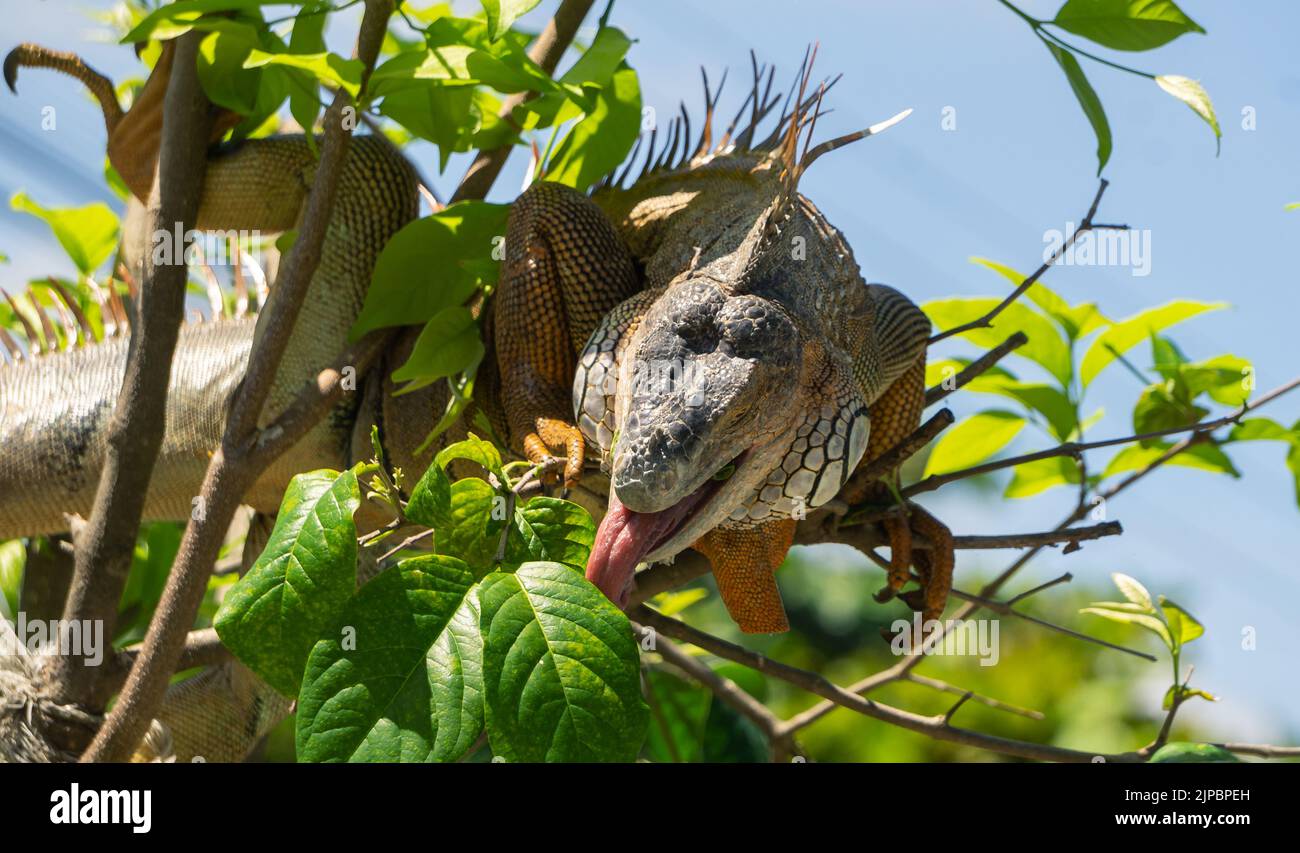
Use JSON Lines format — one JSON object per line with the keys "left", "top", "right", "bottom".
{"left": 0, "top": 44, "right": 419, "bottom": 540}
{"left": 0, "top": 42, "right": 955, "bottom": 760}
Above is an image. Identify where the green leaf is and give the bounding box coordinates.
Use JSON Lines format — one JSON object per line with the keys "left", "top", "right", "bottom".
{"left": 1054, "top": 0, "right": 1205, "bottom": 52}
{"left": 437, "top": 478, "right": 507, "bottom": 570}
{"left": 956, "top": 370, "right": 1079, "bottom": 441}
{"left": 1084, "top": 600, "right": 1153, "bottom": 614}
{"left": 1102, "top": 440, "right": 1239, "bottom": 479}
{"left": 1111, "top": 572, "right": 1154, "bottom": 610}
{"left": 642, "top": 669, "right": 711, "bottom": 763}
{"left": 1046, "top": 42, "right": 1112, "bottom": 175}
{"left": 1081, "top": 300, "right": 1225, "bottom": 386}
{"left": 10, "top": 192, "right": 119, "bottom": 275}
{"left": 516, "top": 27, "right": 633, "bottom": 129}
{"left": 702, "top": 699, "right": 770, "bottom": 762}
{"left": 1148, "top": 742, "right": 1240, "bottom": 763}
{"left": 351, "top": 201, "right": 508, "bottom": 338}
{"left": 651, "top": 588, "right": 710, "bottom": 617}
{"left": 296, "top": 554, "right": 482, "bottom": 762}
{"left": 1159, "top": 596, "right": 1204, "bottom": 645}
{"left": 503, "top": 497, "right": 596, "bottom": 572}
{"left": 214, "top": 469, "right": 361, "bottom": 697}
{"left": 1180, "top": 354, "right": 1252, "bottom": 406}
{"left": 195, "top": 23, "right": 264, "bottom": 115}
{"left": 116, "top": 522, "right": 182, "bottom": 641}
{"left": 544, "top": 63, "right": 642, "bottom": 191}
{"left": 406, "top": 462, "right": 453, "bottom": 530}
{"left": 1079, "top": 606, "right": 1172, "bottom": 649}
{"left": 923, "top": 410, "right": 1026, "bottom": 477}
{"left": 245, "top": 49, "right": 363, "bottom": 98}
{"left": 370, "top": 40, "right": 550, "bottom": 97}
{"left": 435, "top": 434, "right": 505, "bottom": 481}
{"left": 480, "top": 0, "right": 542, "bottom": 41}
{"left": 1004, "top": 455, "right": 1080, "bottom": 498}
{"left": 1131, "top": 382, "right": 1206, "bottom": 441}
{"left": 924, "top": 297, "right": 1073, "bottom": 385}
{"left": 388, "top": 306, "right": 485, "bottom": 395}
{"left": 378, "top": 83, "right": 475, "bottom": 170}
{"left": 123, "top": 0, "right": 280, "bottom": 42}
{"left": 1228, "top": 417, "right": 1294, "bottom": 443}
{"left": 967, "top": 256, "right": 1110, "bottom": 341}
{"left": 1156, "top": 75, "right": 1221, "bottom": 154}
{"left": 286, "top": 2, "right": 329, "bottom": 135}
{"left": 479, "top": 562, "right": 649, "bottom": 762}
{"left": 0, "top": 540, "right": 24, "bottom": 622}
{"left": 1162, "top": 685, "right": 1217, "bottom": 710}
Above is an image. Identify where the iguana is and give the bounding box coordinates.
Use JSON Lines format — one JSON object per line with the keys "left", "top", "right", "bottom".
{"left": 0, "top": 40, "right": 953, "bottom": 759}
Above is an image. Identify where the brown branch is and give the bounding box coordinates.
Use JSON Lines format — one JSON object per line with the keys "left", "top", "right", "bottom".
{"left": 901, "top": 673, "right": 1044, "bottom": 721}
{"left": 81, "top": 0, "right": 395, "bottom": 762}
{"left": 627, "top": 520, "right": 1122, "bottom": 612}
{"left": 903, "top": 374, "right": 1300, "bottom": 498}
{"left": 928, "top": 179, "right": 1120, "bottom": 345}
{"left": 946, "top": 583, "right": 1157, "bottom": 661}
{"left": 45, "top": 30, "right": 215, "bottom": 723}
{"left": 450, "top": 0, "right": 596, "bottom": 202}
{"left": 633, "top": 606, "right": 1142, "bottom": 763}
{"left": 948, "top": 521, "right": 1121, "bottom": 550}
{"left": 925, "top": 331, "right": 1027, "bottom": 406}
{"left": 104, "top": 628, "right": 229, "bottom": 691}
{"left": 850, "top": 409, "right": 953, "bottom": 487}
{"left": 637, "top": 626, "right": 798, "bottom": 761}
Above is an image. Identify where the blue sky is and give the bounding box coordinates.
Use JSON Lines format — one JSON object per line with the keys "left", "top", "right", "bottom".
{"left": 1, "top": 0, "right": 1296, "bottom": 743}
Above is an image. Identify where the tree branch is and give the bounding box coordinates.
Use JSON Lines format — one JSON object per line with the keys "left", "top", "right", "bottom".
{"left": 903, "top": 374, "right": 1300, "bottom": 498}
{"left": 45, "top": 30, "right": 214, "bottom": 723}
{"left": 637, "top": 626, "right": 798, "bottom": 760}
{"left": 928, "top": 179, "right": 1121, "bottom": 345}
{"left": 450, "top": 0, "right": 596, "bottom": 202}
{"left": 81, "top": 0, "right": 395, "bottom": 762}
{"left": 925, "top": 331, "right": 1027, "bottom": 406}
{"left": 633, "top": 606, "right": 1143, "bottom": 763}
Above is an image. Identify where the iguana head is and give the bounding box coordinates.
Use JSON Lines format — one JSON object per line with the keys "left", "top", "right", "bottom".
{"left": 578, "top": 56, "right": 916, "bottom": 608}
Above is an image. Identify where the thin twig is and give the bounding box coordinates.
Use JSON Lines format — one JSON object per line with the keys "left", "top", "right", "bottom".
{"left": 902, "top": 673, "right": 1044, "bottom": 721}
{"left": 929, "top": 179, "right": 1120, "bottom": 345}
{"left": 633, "top": 606, "right": 1143, "bottom": 763}
{"left": 640, "top": 627, "right": 797, "bottom": 760}
{"left": 925, "top": 331, "right": 1028, "bottom": 406}
{"left": 903, "top": 374, "right": 1300, "bottom": 497}
{"left": 945, "top": 586, "right": 1157, "bottom": 661}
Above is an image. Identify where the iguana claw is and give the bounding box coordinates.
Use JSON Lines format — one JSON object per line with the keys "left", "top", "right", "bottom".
{"left": 880, "top": 502, "right": 954, "bottom": 624}
{"left": 524, "top": 416, "right": 585, "bottom": 489}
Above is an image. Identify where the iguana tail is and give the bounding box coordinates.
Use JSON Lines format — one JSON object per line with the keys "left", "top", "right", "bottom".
{"left": 0, "top": 317, "right": 257, "bottom": 539}
{"left": 4, "top": 43, "right": 125, "bottom": 135}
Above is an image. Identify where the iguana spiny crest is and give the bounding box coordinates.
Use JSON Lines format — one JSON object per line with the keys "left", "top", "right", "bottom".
{"left": 575, "top": 55, "right": 929, "bottom": 610}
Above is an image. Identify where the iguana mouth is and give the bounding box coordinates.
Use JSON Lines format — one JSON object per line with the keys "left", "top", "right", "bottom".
{"left": 587, "top": 453, "right": 746, "bottom": 608}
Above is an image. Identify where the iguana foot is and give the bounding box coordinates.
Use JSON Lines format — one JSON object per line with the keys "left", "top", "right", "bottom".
{"left": 878, "top": 502, "right": 954, "bottom": 624}
{"left": 523, "top": 416, "right": 585, "bottom": 489}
